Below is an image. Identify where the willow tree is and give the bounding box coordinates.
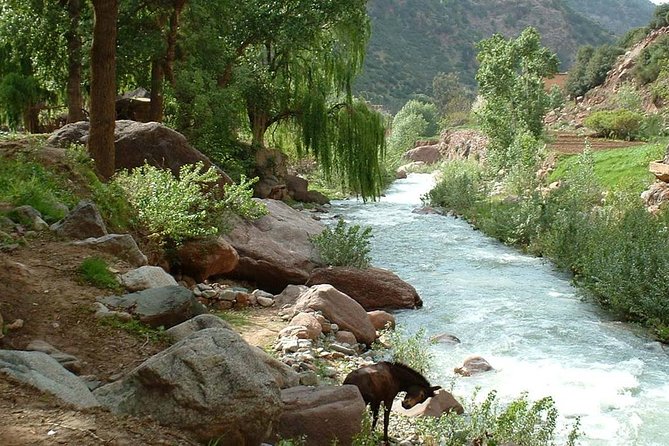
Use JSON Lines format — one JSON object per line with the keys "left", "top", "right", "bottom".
{"left": 178, "top": 0, "right": 386, "bottom": 199}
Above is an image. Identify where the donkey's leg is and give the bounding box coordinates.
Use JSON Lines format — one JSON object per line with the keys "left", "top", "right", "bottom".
{"left": 371, "top": 402, "right": 381, "bottom": 430}
{"left": 383, "top": 404, "right": 391, "bottom": 445}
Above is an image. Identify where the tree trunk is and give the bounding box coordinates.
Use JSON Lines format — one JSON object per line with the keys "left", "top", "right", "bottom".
{"left": 89, "top": 0, "right": 118, "bottom": 179}
{"left": 248, "top": 104, "right": 270, "bottom": 147}
{"left": 149, "top": 60, "right": 164, "bottom": 122}
{"left": 66, "top": 0, "right": 85, "bottom": 123}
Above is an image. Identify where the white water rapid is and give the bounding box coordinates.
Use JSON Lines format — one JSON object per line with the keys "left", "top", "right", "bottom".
{"left": 331, "top": 173, "right": 669, "bottom": 445}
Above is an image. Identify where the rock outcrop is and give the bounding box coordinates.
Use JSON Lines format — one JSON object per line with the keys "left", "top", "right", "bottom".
{"left": 405, "top": 144, "right": 442, "bottom": 164}
{"left": 47, "top": 120, "right": 232, "bottom": 186}
{"left": 94, "top": 327, "right": 282, "bottom": 445}
{"left": 225, "top": 199, "right": 325, "bottom": 293}
{"left": 307, "top": 266, "right": 423, "bottom": 310}
{"left": 50, "top": 200, "right": 108, "bottom": 239}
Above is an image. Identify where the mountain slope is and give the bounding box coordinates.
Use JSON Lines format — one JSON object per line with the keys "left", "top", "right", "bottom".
{"left": 357, "top": 0, "right": 655, "bottom": 112}
{"left": 565, "top": 0, "right": 655, "bottom": 35}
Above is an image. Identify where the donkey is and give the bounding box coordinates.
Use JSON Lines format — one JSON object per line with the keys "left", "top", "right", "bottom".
{"left": 343, "top": 361, "right": 441, "bottom": 445}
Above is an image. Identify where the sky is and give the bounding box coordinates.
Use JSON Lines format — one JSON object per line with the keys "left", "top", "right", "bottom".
{"left": 651, "top": 0, "right": 669, "bottom": 4}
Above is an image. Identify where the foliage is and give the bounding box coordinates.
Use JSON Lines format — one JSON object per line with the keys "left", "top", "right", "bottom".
{"left": 546, "top": 85, "right": 565, "bottom": 111}
{"left": 381, "top": 327, "right": 433, "bottom": 375}
{"left": 0, "top": 154, "right": 75, "bottom": 222}
{"left": 565, "top": 45, "right": 623, "bottom": 98}
{"left": 428, "top": 160, "right": 485, "bottom": 215}
{"left": 352, "top": 412, "right": 382, "bottom": 446}
{"left": 113, "top": 162, "right": 264, "bottom": 246}
{"left": 78, "top": 257, "right": 121, "bottom": 291}
{"left": 311, "top": 219, "right": 373, "bottom": 269}
{"left": 634, "top": 35, "right": 669, "bottom": 85}
{"left": 584, "top": 109, "right": 644, "bottom": 140}
{"left": 649, "top": 4, "right": 669, "bottom": 30}
{"left": 432, "top": 72, "right": 474, "bottom": 124}
{"left": 386, "top": 100, "right": 431, "bottom": 170}
{"left": 475, "top": 27, "right": 559, "bottom": 171}
{"left": 221, "top": 175, "right": 268, "bottom": 220}
{"left": 416, "top": 390, "right": 581, "bottom": 446}
{"left": 0, "top": 73, "right": 45, "bottom": 130}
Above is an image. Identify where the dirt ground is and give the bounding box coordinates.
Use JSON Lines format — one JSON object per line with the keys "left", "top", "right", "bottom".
{"left": 546, "top": 132, "right": 644, "bottom": 154}
{"left": 0, "top": 230, "right": 285, "bottom": 445}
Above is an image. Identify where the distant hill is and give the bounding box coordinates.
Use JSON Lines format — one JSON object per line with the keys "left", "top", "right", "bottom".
{"left": 356, "top": 0, "right": 656, "bottom": 112}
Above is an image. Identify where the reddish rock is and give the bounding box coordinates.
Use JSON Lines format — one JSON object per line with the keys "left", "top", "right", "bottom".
{"left": 307, "top": 266, "right": 423, "bottom": 310}
{"left": 404, "top": 144, "right": 442, "bottom": 164}
{"left": 335, "top": 330, "right": 358, "bottom": 345}
{"left": 367, "top": 310, "right": 396, "bottom": 331}
{"left": 274, "top": 385, "right": 365, "bottom": 446}
{"left": 394, "top": 388, "right": 464, "bottom": 417}
{"left": 454, "top": 356, "right": 494, "bottom": 377}
{"left": 176, "top": 237, "right": 239, "bottom": 283}
{"left": 293, "top": 285, "right": 376, "bottom": 345}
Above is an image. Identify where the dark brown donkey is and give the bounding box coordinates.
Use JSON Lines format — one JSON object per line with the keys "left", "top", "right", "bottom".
{"left": 344, "top": 361, "right": 441, "bottom": 445}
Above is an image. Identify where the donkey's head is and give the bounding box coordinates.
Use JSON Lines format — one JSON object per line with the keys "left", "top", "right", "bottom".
{"left": 402, "top": 384, "right": 441, "bottom": 409}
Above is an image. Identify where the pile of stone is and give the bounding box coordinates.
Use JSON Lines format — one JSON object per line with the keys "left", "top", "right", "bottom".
{"left": 192, "top": 283, "right": 275, "bottom": 310}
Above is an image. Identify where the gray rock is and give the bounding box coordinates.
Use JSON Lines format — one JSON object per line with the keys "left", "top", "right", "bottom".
{"left": 257, "top": 296, "right": 275, "bottom": 307}
{"left": 274, "top": 385, "right": 365, "bottom": 446}
{"left": 50, "top": 200, "right": 108, "bottom": 239}
{"left": 165, "top": 314, "right": 233, "bottom": 343}
{"left": 10, "top": 205, "right": 50, "bottom": 230}
{"left": 25, "top": 340, "right": 82, "bottom": 374}
{"left": 274, "top": 284, "right": 308, "bottom": 307}
{"left": 120, "top": 265, "right": 177, "bottom": 291}
{"left": 97, "top": 285, "right": 204, "bottom": 328}
{"left": 73, "top": 234, "right": 147, "bottom": 266}
{"left": 93, "top": 302, "right": 133, "bottom": 321}
{"left": 94, "top": 328, "right": 282, "bottom": 445}
{"left": 224, "top": 199, "right": 325, "bottom": 293}
{"left": 0, "top": 350, "right": 99, "bottom": 409}
{"left": 329, "top": 343, "right": 356, "bottom": 356}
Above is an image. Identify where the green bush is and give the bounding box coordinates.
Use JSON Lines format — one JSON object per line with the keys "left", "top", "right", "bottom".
{"left": 311, "top": 219, "right": 372, "bottom": 269}
{"left": 634, "top": 35, "right": 669, "bottom": 85}
{"left": 584, "top": 109, "right": 644, "bottom": 140}
{"left": 381, "top": 327, "right": 434, "bottom": 375}
{"left": 78, "top": 257, "right": 121, "bottom": 291}
{"left": 416, "top": 390, "right": 581, "bottom": 446}
{"left": 113, "top": 162, "right": 266, "bottom": 246}
{"left": 428, "top": 160, "right": 484, "bottom": 214}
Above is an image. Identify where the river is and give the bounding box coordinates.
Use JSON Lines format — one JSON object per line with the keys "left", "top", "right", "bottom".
{"left": 331, "top": 173, "right": 669, "bottom": 445}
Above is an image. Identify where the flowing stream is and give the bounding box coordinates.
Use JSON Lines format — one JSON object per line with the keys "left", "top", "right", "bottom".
{"left": 331, "top": 173, "right": 669, "bottom": 445}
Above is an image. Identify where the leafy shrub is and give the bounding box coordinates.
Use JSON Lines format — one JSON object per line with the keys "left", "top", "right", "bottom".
{"left": 78, "top": 257, "right": 121, "bottom": 291}
{"left": 634, "top": 35, "right": 669, "bottom": 85}
{"left": 221, "top": 175, "right": 268, "bottom": 220}
{"left": 546, "top": 85, "right": 565, "bottom": 110}
{"left": 381, "top": 327, "right": 434, "bottom": 375}
{"left": 428, "top": 160, "right": 484, "bottom": 214}
{"left": 113, "top": 162, "right": 266, "bottom": 246}
{"left": 311, "top": 219, "right": 372, "bottom": 269}
{"left": 566, "top": 45, "right": 623, "bottom": 98}
{"left": 416, "top": 390, "right": 581, "bottom": 446}
{"left": 584, "top": 109, "right": 644, "bottom": 140}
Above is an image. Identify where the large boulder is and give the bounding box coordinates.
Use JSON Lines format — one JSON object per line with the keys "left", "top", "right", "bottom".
{"left": 120, "top": 266, "right": 178, "bottom": 291}
{"left": 50, "top": 200, "right": 108, "bottom": 239}
{"left": 285, "top": 174, "right": 330, "bottom": 205}
{"left": 307, "top": 266, "right": 423, "bottom": 310}
{"left": 97, "top": 285, "right": 205, "bottom": 328}
{"left": 274, "top": 385, "right": 365, "bottom": 446}
{"left": 94, "top": 328, "right": 282, "bottom": 445}
{"left": 293, "top": 285, "right": 376, "bottom": 345}
{"left": 73, "top": 234, "right": 148, "bottom": 266}
{"left": 394, "top": 389, "right": 464, "bottom": 418}
{"left": 47, "top": 120, "right": 232, "bottom": 186}
{"left": 454, "top": 356, "right": 494, "bottom": 376}
{"left": 289, "top": 312, "right": 323, "bottom": 341}
{"left": 176, "top": 236, "right": 239, "bottom": 282}
{"left": 0, "top": 350, "right": 99, "bottom": 409}
{"left": 404, "top": 144, "right": 442, "bottom": 164}
{"left": 224, "top": 199, "right": 325, "bottom": 293}
{"left": 367, "top": 310, "right": 396, "bottom": 331}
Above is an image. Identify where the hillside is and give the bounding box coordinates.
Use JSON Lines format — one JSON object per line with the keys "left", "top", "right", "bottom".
{"left": 356, "top": 0, "right": 655, "bottom": 112}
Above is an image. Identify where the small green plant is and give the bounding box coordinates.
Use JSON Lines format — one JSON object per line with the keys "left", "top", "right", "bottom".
{"left": 312, "top": 219, "right": 373, "bottom": 269}
{"left": 382, "top": 327, "right": 434, "bottom": 375}
{"left": 78, "top": 257, "right": 121, "bottom": 291}
{"left": 428, "top": 160, "right": 484, "bottom": 214}
{"left": 100, "top": 317, "right": 167, "bottom": 343}
{"left": 416, "top": 390, "right": 581, "bottom": 446}
{"left": 352, "top": 412, "right": 382, "bottom": 446}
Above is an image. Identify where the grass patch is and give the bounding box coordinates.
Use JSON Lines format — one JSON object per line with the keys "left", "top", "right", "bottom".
{"left": 78, "top": 257, "right": 121, "bottom": 291}
{"left": 549, "top": 141, "right": 666, "bottom": 193}
{"left": 100, "top": 317, "right": 167, "bottom": 343}
{"left": 215, "top": 310, "right": 251, "bottom": 328}
{"left": 0, "top": 155, "right": 76, "bottom": 222}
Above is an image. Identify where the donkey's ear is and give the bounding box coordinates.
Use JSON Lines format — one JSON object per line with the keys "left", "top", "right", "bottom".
{"left": 430, "top": 385, "right": 442, "bottom": 392}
